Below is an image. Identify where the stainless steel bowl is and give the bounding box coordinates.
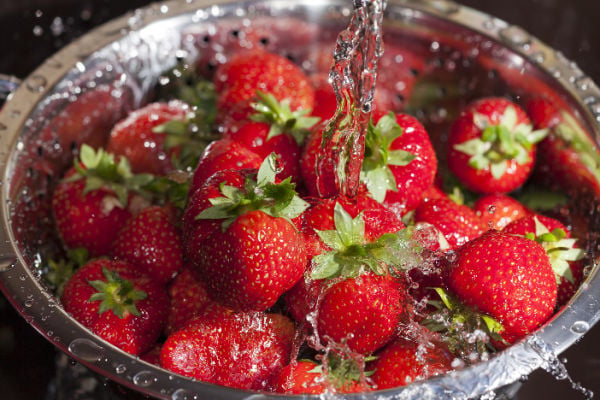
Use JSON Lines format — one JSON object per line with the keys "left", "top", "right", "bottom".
{"left": 1, "top": 0, "right": 599, "bottom": 399}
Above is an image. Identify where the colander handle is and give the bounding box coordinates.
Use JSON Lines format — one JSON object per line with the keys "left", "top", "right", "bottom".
{"left": 0, "top": 75, "right": 21, "bottom": 109}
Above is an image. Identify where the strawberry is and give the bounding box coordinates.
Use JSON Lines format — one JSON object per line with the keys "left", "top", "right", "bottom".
{"left": 272, "top": 354, "right": 372, "bottom": 394}
{"left": 214, "top": 50, "right": 315, "bottom": 121}
{"left": 447, "top": 97, "right": 547, "bottom": 194}
{"left": 112, "top": 206, "right": 183, "bottom": 285}
{"left": 222, "top": 91, "right": 319, "bottom": 183}
{"left": 361, "top": 112, "right": 437, "bottom": 216}
{"left": 527, "top": 97, "right": 600, "bottom": 198}
{"left": 106, "top": 101, "right": 189, "bottom": 175}
{"left": 189, "top": 138, "right": 263, "bottom": 194}
{"left": 448, "top": 230, "right": 557, "bottom": 343}
{"left": 473, "top": 194, "right": 531, "bottom": 231}
{"left": 309, "top": 73, "right": 338, "bottom": 121}
{"left": 61, "top": 258, "right": 168, "bottom": 355}
{"left": 185, "top": 155, "right": 309, "bottom": 311}
{"left": 299, "top": 122, "right": 338, "bottom": 198}
{"left": 414, "top": 196, "right": 486, "bottom": 249}
{"left": 164, "top": 265, "right": 213, "bottom": 336}
{"left": 368, "top": 335, "right": 452, "bottom": 389}
{"left": 503, "top": 214, "right": 585, "bottom": 306}
{"left": 304, "top": 203, "right": 416, "bottom": 355}
{"left": 52, "top": 146, "right": 137, "bottom": 258}
{"left": 160, "top": 304, "right": 295, "bottom": 390}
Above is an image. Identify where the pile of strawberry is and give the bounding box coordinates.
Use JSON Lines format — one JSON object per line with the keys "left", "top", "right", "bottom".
{"left": 47, "top": 41, "right": 594, "bottom": 394}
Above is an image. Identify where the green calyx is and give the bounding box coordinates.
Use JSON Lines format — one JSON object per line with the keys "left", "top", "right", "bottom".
{"left": 361, "top": 112, "right": 417, "bottom": 203}
{"left": 195, "top": 153, "right": 309, "bottom": 230}
{"left": 523, "top": 217, "right": 585, "bottom": 284}
{"left": 424, "top": 287, "right": 507, "bottom": 357}
{"left": 249, "top": 90, "right": 320, "bottom": 146}
{"left": 87, "top": 266, "right": 147, "bottom": 318}
{"left": 310, "top": 203, "right": 421, "bottom": 280}
{"left": 453, "top": 106, "right": 548, "bottom": 179}
{"left": 69, "top": 144, "right": 190, "bottom": 210}
{"left": 46, "top": 248, "right": 89, "bottom": 297}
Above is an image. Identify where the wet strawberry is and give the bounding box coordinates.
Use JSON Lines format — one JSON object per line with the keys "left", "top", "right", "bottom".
{"left": 362, "top": 112, "right": 437, "bottom": 216}
{"left": 447, "top": 97, "right": 547, "bottom": 194}
{"left": 112, "top": 206, "right": 183, "bottom": 285}
{"left": 473, "top": 194, "right": 531, "bottom": 231}
{"left": 160, "top": 305, "right": 295, "bottom": 390}
{"left": 414, "top": 196, "right": 486, "bottom": 249}
{"left": 61, "top": 259, "right": 168, "bottom": 355}
{"left": 368, "top": 335, "right": 452, "bottom": 389}
{"left": 185, "top": 155, "right": 309, "bottom": 311}
{"left": 214, "top": 50, "right": 315, "bottom": 121}
{"left": 106, "top": 101, "right": 189, "bottom": 175}
{"left": 448, "top": 230, "right": 557, "bottom": 343}
{"left": 503, "top": 214, "right": 585, "bottom": 306}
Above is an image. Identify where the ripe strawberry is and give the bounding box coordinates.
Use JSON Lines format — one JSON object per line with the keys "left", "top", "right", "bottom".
{"left": 361, "top": 112, "right": 437, "bottom": 216}
{"left": 189, "top": 138, "right": 262, "bottom": 194}
{"left": 214, "top": 50, "right": 315, "bottom": 121}
{"left": 503, "top": 214, "right": 585, "bottom": 306}
{"left": 299, "top": 203, "right": 416, "bottom": 355}
{"left": 61, "top": 258, "right": 168, "bottom": 355}
{"left": 164, "top": 265, "right": 213, "bottom": 336}
{"left": 447, "top": 97, "right": 547, "bottom": 194}
{"left": 222, "top": 91, "right": 319, "bottom": 183}
{"left": 414, "top": 196, "right": 486, "bottom": 249}
{"left": 473, "top": 194, "right": 530, "bottom": 231}
{"left": 527, "top": 97, "right": 600, "bottom": 198}
{"left": 272, "top": 355, "right": 371, "bottom": 394}
{"left": 52, "top": 146, "right": 137, "bottom": 258}
{"left": 112, "top": 206, "right": 183, "bottom": 285}
{"left": 160, "top": 305, "right": 295, "bottom": 390}
{"left": 299, "top": 122, "right": 338, "bottom": 197}
{"left": 448, "top": 230, "right": 557, "bottom": 343}
{"left": 106, "top": 101, "right": 189, "bottom": 175}
{"left": 185, "top": 155, "right": 309, "bottom": 311}
{"left": 310, "top": 73, "right": 338, "bottom": 121}
{"left": 368, "top": 335, "right": 452, "bottom": 389}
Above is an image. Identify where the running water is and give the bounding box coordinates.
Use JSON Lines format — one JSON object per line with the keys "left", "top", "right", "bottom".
{"left": 316, "top": 0, "right": 385, "bottom": 198}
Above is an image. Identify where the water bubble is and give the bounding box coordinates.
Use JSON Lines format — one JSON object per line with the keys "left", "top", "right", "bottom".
{"left": 171, "top": 388, "right": 198, "bottom": 400}
{"left": 570, "top": 321, "right": 590, "bottom": 334}
{"left": 68, "top": 338, "right": 105, "bottom": 362}
{"left": 133, "top": 370, "right": 157, "bottom": 387}
{"left": 32, "top": 25, "right": 43, "bottom": 37}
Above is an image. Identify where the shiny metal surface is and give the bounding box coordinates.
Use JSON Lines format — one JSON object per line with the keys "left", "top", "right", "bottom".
{"left": 0, "top": 0, "right": 599, "bottom": 399}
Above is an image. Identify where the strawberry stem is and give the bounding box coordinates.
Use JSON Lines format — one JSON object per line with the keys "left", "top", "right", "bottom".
{"left": 87, "top": 267, "right": 147, "bottom": 318}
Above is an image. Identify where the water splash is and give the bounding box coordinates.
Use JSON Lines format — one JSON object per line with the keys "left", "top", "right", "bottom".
{"left": 316, "top": 0, "right": 385, "bottom": 198}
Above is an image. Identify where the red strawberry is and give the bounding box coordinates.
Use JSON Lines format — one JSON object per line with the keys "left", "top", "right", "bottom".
{"left": 448, "top": 230, "right": 557, "bottom": 343}
{"left": 447, "top": 97, "right": 547, "bottom": 194}
{"left": 214, "top": 50, "right": 315, "bottom": 121}
{"left": 189, "top": 138, "right": 262, "bottom": 194}
{"left": 164, "top": 265, "right": 213, "bottom": 336}
{"left": 503, "top": 214, "right": 585, "bottom": 306}
{"left": 309, "top": 73, "right": 338, "bottom": 121}
{"left": 52, "top": 146, "right": 135, "bottom": 258}
{"left": 61, "top": 258, "right": 168, "bottom": 355}
{"left": 298, "top": 203, "right": 414, "bottom": 355}
{"left": 112, "top": 206, "right": 183, "bottom": 285}
{"left": 473, "top": 194, "right": 530, "bottom": 231}
{"left": 185, "top": 155, "right": 309, "bottom": 311}
{"left": 527, "top": 97, "right": 600, "bottom": 198}
{"left": 272, "top": 355, "right": 371, "bottom": 394}
{"left": 362, "top": 112, "right": 437, "bottom": 216}
{"left": 160, "top": 305, "right": 295, "bottom": 390}
{"left": 414, "top": 196, "right": 486, "bottom": 249}
{"left": 299, "top": 122, "right": 338, "bottom": 198}
{"left": 222, "top": 91, "right": 319, "bottom": 183}
{"left": 368, "top": 335, "right": 452, "bottom": 389}
{"left": 106, "top": 101, "right": 189, "bottom": 175}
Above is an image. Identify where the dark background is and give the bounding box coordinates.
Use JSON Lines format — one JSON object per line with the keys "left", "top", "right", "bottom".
{"left": 0, "top": 0, "right": 599, "bottom": 399}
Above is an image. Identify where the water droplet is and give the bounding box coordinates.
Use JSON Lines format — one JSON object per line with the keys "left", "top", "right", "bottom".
{"left": 26, "top": 75, "right": 47, "bottom": 93}
{"left": 115, "top": 364, "right": 127, "bottom": 374}
{"left": 50, "top": 17, "right": 65, "bottom": 37}
{"left": 24, "top": 299, "right": 34, "bottom": 307}
{"left": 530, "top": 51, "right": 545, "bottom": 64}
{"left": 244, "top": 395, "right": 269, "bottom": 400}
{"left": 575, "top": 76, "right": 594, "bottom": 91}
{"left": 133, "top": 370, "right": 157, "bottom": 387}
{"left": 32, "top": 25, "right": 43, "bottom": 37}
{"left": 499, "top": 25, "right": 531, "bottom": 47}
{"left": 171, "top": 388, "right": 197, "bottom": 400}
{"left": 160, "top": 4, "right": 169, "bottom": 14}
{"left": 68, "top": 338, "right": 105, "bottom": 362}
{"left": 0, "top": 258, "right": 17, "bottom": 272}
{"left": 570, "top": 321, "right": 589, "bottom": 334}
{"left": 426, "top": 0, "right": 459, "bottom": 14}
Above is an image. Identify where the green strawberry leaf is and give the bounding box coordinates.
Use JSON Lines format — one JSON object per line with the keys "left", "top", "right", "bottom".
{"left": 87, "top": 267, "right": 147, "bottom": 319}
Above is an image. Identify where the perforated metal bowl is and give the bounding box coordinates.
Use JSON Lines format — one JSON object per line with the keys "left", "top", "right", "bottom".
{"left": 0, "top": 0, "right": 599, "bottom": 399}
